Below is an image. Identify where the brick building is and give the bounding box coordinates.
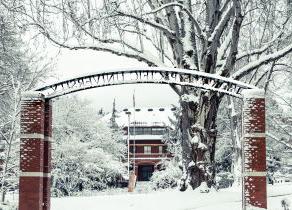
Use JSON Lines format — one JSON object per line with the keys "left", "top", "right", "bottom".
{"left": 103, "top": 107, "right": 175, "bottom": 181}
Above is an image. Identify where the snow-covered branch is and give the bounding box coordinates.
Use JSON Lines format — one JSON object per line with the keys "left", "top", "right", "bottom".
{"left": 144, "top": 2, "right": 205, "bottom": 42}
{"left": 236, "top": 45, "right": 270, "bottom": 61}
{"left": 232, "top": 43, "right": 292, "bottom": 80}
{"left": 236, "top": 31, "right": 285, "bottom": 61}
{"left": 117, "top": 11, "right": 178, "bottom": 41}
{"left": 66, "top": 5, "right": 142, "bottom": 52}
{"left": 267, "top": 133, "right": 292, "bottom": 150}
{"left": 216, "top": 29, "right": 232, "bottom": 62}
{"left": 217, "top": 0, "right": 243, "bottom": 77}
{"left": 35, "top": 23, "right": 163, "bottom": 67}
{"left": 208, "top": 3, "right": 234, "bottom": 43}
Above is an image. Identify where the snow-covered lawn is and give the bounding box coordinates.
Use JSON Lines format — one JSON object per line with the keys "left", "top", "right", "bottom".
{"left": 51, "top": 183, "right": 292, "bottom": 210}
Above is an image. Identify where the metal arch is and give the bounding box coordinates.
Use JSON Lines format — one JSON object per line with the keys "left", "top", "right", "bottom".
{"left": 35, "top": 67, "right": 257, "bottom": 99}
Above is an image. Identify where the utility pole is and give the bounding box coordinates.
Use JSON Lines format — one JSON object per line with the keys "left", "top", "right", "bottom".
{"left": 126, "top": 111, "right": 131, "bottom": 177}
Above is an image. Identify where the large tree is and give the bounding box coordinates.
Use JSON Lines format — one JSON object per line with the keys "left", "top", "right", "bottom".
{"left": 6, "top": 0, "right": 292, "bottom": 190}
{"left": 0, "top": 2, "right": 51, "bottom": 202}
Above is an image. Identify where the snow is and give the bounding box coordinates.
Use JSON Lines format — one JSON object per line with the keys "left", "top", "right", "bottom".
{"left": 208, "top": 3, "right": 233, "bottom": 43}
{"left": 35, "top": 67, "right": 256, "bottom": 92}
{"left": 242, "top": 89, "right": 265, "bottom": 99}
{"left": 190, "top": 134, "right": 199, "bottom": 144}
{"left": 21, "top": 91, "right": 44, "bottom": 100}
{"left": 123, "top": 135, "right": 165, "bottom": 140}
{"left": 46, "top": 183, "right": 292, "bottom": 210}
{"left": 101, "top": 107, "right": 176, "bottom": 127}
{"left": 181, "top": 94, "right": 199, "bottom": 103}
{"left": 232, "top": 41, "right": 292, "bottom": 80}
{"left": 198, "top": 142, "right": 208, "bottom": 150}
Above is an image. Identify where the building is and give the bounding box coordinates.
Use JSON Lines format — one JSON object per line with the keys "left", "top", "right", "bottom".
{"left": 103, "top": 107, "right": 176, "bottom": 181}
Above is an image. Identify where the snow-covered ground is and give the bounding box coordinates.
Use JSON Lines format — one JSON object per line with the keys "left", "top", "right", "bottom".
{"left": 50, "top": 183, "right": 292, "bottom": 210}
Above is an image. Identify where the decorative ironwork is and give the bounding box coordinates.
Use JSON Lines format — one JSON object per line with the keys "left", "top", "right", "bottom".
{"left": 35, "top": 67, "right": 256, "bottom": 99}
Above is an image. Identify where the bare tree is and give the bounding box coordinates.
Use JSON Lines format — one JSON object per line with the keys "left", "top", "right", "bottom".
{"left": 6, "top": 0, "right": 292, "bottom": 190}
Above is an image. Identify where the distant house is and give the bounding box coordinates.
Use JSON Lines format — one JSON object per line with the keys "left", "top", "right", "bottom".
{"left": 103, "top": 107, "right": 175, "bottom": 181}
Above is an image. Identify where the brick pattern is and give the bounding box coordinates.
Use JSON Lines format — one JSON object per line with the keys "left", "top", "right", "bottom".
{"left": 242, "top": 96, "right": 267, "bottom": 210}
{"left": 19, "top": 94, "right": 53, "bottom": 210}
{"left": 243, "top": 176, "right": 267, "bottom": 208}
{"left": 20, "top": 139, "right": 44, "bottom": 172}
{"left": 19, "top": 177, "right": 44, "bottom": 210}
{"left": 19, "top": 96, "right": 45, "bottom": 210}
{"left": 20, "top": 100, "right": 44, "bottom": 134}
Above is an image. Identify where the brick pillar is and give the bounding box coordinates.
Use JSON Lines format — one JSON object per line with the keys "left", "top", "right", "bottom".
{"left": 43, "top": 99, "right": 52, "bottom": 210}
{"left": 19, "top": 92, "right": 45, "bottom": 210}
{"left": 242, "top": 89, "right": 267, "bottom": 210}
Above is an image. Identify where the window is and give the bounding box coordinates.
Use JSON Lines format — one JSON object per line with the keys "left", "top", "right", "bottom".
{"left": 144, "top": 146, "right": 151, "bottom": 154}
{"left": 129, "top": 127, "right": 153, "bottom": 135}
{"left": 152, "top": 127, "right": 165, "bottom": 135}
{"left": 159, "top": 146, "right": 163, "bottom": 154}
{"left": 128, "top": 127, "right": 167, "bottom": 135}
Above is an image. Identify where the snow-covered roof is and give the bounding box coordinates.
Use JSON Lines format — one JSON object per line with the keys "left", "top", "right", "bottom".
{"left": 101, "top": 107, "right": 176, "bottom": 127}
{"left": 122, "top": 135, "right": 165, "bottom": 141}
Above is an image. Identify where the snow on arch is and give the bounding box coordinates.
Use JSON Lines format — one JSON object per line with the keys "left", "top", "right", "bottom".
{"left": 34, "top": 67, "right": 256, "bottom": 99}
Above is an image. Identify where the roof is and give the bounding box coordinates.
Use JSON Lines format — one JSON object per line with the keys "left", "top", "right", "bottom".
{"left": 101, "top": 107, "right": 177, "bottom": 128}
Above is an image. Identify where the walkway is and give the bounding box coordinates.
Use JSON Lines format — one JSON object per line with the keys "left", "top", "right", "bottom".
{"left": 51, "top": 183, "right": 292, "bottom": 210}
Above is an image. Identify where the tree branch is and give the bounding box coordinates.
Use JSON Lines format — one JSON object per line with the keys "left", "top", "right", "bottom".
{"left": 144, "top": 2, "right": 205, "bottom": 43}
{"left": 232, "top": 43, "right": 292, "bottom": 80}
{"left": 35, "top": 24, "right": 163, "bottom": 67}
{"left": 208, "top": 3, "right": 234, "bottom": 43}
{"left": 236, "top": 31, "right": 285, "bottom": 61}
{"left": 218, "top": 0, "right": 243, "bottom": 77}
{"left": 116, "top": 11, "right": 178, "bottom": 41}
{"left": 267, "top": 133, "right": 292, "bottom": 150}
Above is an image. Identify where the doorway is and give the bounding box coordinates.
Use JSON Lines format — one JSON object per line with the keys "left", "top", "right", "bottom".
{"left": 138, "top": 165, "right": 154, "bottom": 181}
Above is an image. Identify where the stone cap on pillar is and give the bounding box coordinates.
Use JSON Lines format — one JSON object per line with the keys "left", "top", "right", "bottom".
{"left": 242, "top": 89, "right": 265, "bottom": 99}
{"left": 22, "top": 91, "right": 45, "bottom": 101}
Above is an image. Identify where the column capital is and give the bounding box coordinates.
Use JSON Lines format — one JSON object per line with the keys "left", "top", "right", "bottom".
{"left": 242, "top": 88, "right": 265, "bottom": 99}
{"left": 22, "top": 91, "right": 45, "bottom": 101}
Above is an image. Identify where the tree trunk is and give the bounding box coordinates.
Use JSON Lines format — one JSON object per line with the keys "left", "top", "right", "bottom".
{"left": 179, "top": 89, "right": 220, "bottom": 191}
{"left": 227, "top": 96, "right": 242, "bottom": 187}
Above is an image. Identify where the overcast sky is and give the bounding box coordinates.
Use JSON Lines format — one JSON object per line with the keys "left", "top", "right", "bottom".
{"left": 52, "top": 49, "right": 179, "bottom": 112}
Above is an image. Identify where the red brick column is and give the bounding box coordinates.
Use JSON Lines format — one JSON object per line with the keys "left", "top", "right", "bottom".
{"left": 43, "top": 99, "right": 52, "bottom": 210}
{"left": 242, "top": 89, "right": 267, "bottom": 210}
{"left": 19, "top": 92, "right": 45, "bottom": 210}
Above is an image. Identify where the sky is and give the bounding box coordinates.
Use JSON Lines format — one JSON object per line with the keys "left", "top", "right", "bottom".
{"left": 52, "top": 49, "right": 179, "bottom": 112}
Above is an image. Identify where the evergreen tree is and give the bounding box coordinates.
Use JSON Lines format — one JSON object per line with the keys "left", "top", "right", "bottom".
{"left": 109, "top": 98, "right": 119, "bottom": 130}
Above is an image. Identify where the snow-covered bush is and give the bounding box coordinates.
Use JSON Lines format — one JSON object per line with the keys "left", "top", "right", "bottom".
{"left": 52, "top": 137, "right": 126, "bottom": 196}
{"left": 0, "top": 202, "right": 17, "bottom": 210}
{"left": 150, "top": 160, "right": 182, "bottom": 190}
{"left": 215, "top": 172, "right": 234, "bottom": 189}
{"left": 52, "top": 97, "right": 126, "bottom": 196}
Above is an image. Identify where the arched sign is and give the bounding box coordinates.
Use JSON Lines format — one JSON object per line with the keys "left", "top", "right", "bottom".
{"left": 19, "top": 67, "right": 266, "bottom": 210}
{"left": 35, "top": 67, "right": 256, "bottom": 98}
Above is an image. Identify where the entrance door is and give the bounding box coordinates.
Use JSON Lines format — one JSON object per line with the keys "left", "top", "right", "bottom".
{"left": 138, "top": 165, "right": 154, "bottom": 181}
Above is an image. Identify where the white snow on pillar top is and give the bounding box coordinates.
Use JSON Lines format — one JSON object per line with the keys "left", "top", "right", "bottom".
{"left": 242, "top": 89, "right": 265, "bottom": 99}
{"left": 22, "top": 91, "right": 45, "bottom": 101}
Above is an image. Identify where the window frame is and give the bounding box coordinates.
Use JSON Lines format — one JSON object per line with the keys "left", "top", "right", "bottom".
{"left": 144, "top": 146, "right": 151, "bottom": 154}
